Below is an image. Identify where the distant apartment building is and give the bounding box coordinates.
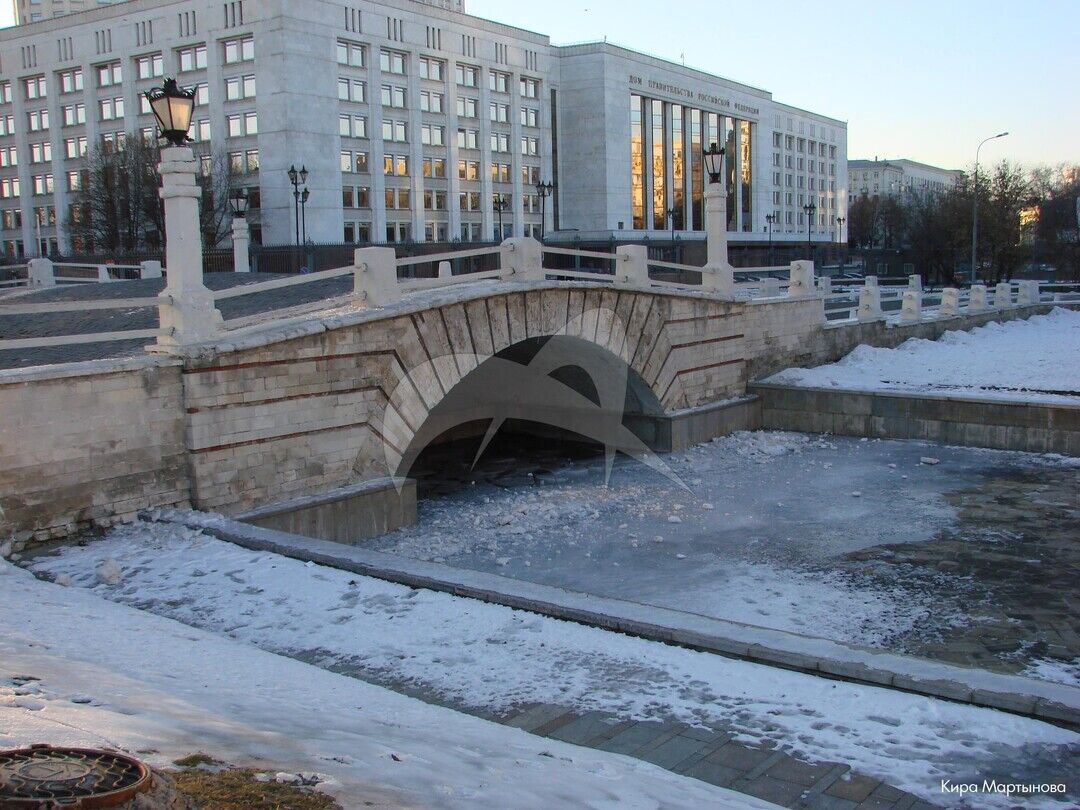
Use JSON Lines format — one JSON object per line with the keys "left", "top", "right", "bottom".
{"left": 847, "top": 158, "right": 961, "bottom": 206}
{"left": 13, "top": 0, "right": 124, "bottom": 25}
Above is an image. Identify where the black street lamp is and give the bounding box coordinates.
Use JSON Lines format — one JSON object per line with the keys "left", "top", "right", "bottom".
{"left": 494, "top": 194, "right": 510, "bottom": 241}
{"left": 703, "top": 142, "right": 725, "bottom": 184}
{"left": 301, "top": 187, "right": 310, "bottom": 243}
{"left": 287, "top": 164, "right": 308, "bottom": 247}
{"left": 145, "top": 78, "right": 195, "bottom": 147}
{"left": 229, "top": 187, "right": 249, "bottom": 218}
{"left": 765, "top": 213, "right": 775, "bottom": 267}
{"left": 535, "top": 180, "right": 553, "bottom": 241}
{"left": 803, "top": 201, "right": 817, "bottom": 259}
{"left": 835, "top": 216, "right": 845, "bottom": 243}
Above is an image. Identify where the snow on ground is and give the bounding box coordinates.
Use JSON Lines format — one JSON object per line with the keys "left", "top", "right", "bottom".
{"left": 0, "top": 560, "right": 769, "bottom": 810}
{"left": 765, "top": 307, "right": 1080, "bottom": 403}
{"left": 25, "top": 521, "right": 1080, "bottom": 808}
{"left": 375, "top": 432, "right": 1073, "bottom": 651}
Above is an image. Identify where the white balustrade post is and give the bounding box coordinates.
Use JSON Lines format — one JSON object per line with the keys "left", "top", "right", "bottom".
{"left": 617, "top": 244, "right": 650, "bottom": 288}
{"left": 817, "top": 276, "right": 832, "bottom": 296}
{"left": 27, "top": 258, "right": 54, "bottom": 287}
{"left": 140, "top": 260, "right": 162, "bottom": 279}
{"left": 1017, "top": 280, "right": 1038, "bottom": 306}
{"left": 499, "top": 236, "right": 544, "bottom": 282}
{"left": 899, "top": 289, "right": 923, "bottom": 323}
{"left": 939, "top": 287, "right": 960, "bottom": 317}
{"left": 437, "top": 260, "right": 452, "bottom": 279}
{"left": 231, "top": 216, "right": 251, "bottom": 273}
{"left": 96, "top": 264, "right": 112, "bottom": 282}
{"left": 701, "top": 182, "right": 734, "bottom": 296}
{"left": 907, "top": 274, "right": 922, "bottom": 292}
{"left": 994, "top": 281, "right": 1013, "bottom": 309}
{"left": 787, "top": 260, "right": 815, "bottom": 298}
{"left": 761, "top": 277, "right": 782, "bottom": 297}
{"left": 857, "top": 283, "right": 883, "bottom": 322}
{"left": 354, "top": 246, "right": 399, "bottom": 306}
{"left": 969, "top": 284, "right": 989, "bottom": 311}
{"left": 151, "top": 146, "right": 221, "bottom": 350}
{"left": 864, "top": 275, "right": 879, "bottom": 288}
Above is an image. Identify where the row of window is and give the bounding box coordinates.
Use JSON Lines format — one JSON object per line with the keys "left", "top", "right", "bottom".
{"left": 342, "top": 221, "right": 541, "bottom": 247}
{"left": 772, "top": 131, "right": 837, "bottom": 159}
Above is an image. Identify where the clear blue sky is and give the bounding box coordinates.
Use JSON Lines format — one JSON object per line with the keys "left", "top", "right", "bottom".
{"left": 1, "top": 0, "right": 1074, "bottom": 169}
{"left": 467, "top": 0, "right": 1079, "bottom": 170}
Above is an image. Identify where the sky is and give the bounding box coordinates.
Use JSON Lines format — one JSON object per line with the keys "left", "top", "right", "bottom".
{"left": 0, "top": 0, "right": 1075, "bottom": 169}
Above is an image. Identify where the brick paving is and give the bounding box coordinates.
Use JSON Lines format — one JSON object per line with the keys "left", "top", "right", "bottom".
{"left": 499, "top": 703, "right": 939, "bottom": 809}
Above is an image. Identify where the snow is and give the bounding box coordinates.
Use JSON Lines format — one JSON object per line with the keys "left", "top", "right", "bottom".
{"left": 24, "top": 522, "right": 1079, "bottom": 808}
{"left": 765, "top": 307, "right": 1080, "bottom": 403}
{"left": 0, "top": 560, "right": 766, "bottom": 810}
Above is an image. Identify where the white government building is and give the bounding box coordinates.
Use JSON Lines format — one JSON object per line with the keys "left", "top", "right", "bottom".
{"left": 847, "top": 158, "right": 962, "bottom": 206}
{"left": 0, "top": 0, "right": 847, "bottom": 258}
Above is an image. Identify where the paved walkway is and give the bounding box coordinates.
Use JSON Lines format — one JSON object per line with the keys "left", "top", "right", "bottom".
{"left": 498, "top": 703, "right": 938, "bottom": 809}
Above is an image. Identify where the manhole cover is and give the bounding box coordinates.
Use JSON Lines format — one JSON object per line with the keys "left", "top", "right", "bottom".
{"left": 0, "top": 744, "right": 151, "bottom": 808}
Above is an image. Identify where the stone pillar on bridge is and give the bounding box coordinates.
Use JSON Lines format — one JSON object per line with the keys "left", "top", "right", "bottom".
{"left": 939, "top": 287, "right": 960, "bottom": 317}
{"left": 994, "top": 281, "right": 1013, "bottom": 310}
{"left": 151, "top": 146, "right": 222, "bottom": 350}
{"left": 27, "top": 258, "right": 54, "bottom": 287}
{"left": 140, "top": 260, "right": 163, "bottom": 280}
{"left": 899, "top": 289, "right": 923, "bottom": 323}
{"left": 857, "top": 283, "right": 883, "bottom": 322}
{"left": 1017, "top": 280, "right": 1039, "bottom": 306}
{"left": 499, "top": 237, "right": 544, "bottom": 282}
{"left": 969, "top": 284, "right": 989, "bottom": 311}
{"left": 617, "top": 244, "right": 650, "bottom": 288}
{"left": 701, "top": 182, "right": 734, "bottom": 297}
{"left": 354, "top": 246, "right": 399, "bottom": 307}
{"left": 232, "top": 216, "right": 251, "bottom": 274}
{"left": 787, "top": 260, "right": 815, "bottom": 298}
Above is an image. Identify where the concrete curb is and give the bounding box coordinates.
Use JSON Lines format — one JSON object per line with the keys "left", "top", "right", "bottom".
{"left": 155, "top": 508, "right": 1080, "bottom": 730}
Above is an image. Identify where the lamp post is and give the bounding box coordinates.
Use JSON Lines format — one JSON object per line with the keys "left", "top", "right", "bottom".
{"left": 535, "top": 180, "right": 553, "bottom": 241}
{"left": 765, "top": 213, "right": 775, "bottom": 267}
{"left": 494, "top": 193, "right": 510, "bottom": 241}
{"left": 229, "top": 187, "right": 250, "bottom": 273}
{"left": 287, "top": 164, "right": 308, "bottom": 247}
{"left": 145, "top": 77, "right": 219, "bottom": 347}
{"left": 803, "top": 201, "right": 816, "bottom": 260}
{"left": 971, "top": 131, "right": 1008, "bottom": 282}
{"left": 836, "top": 215, "right": 846, "bottom": 270}
{"left": 300, "top": 187, "right": 310, "bottom": 244}
{"left": 701, "top": 142, "right": 733, "bottom": 295}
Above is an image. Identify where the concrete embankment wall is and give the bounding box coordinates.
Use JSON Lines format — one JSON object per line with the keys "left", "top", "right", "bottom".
{"left": 750, "top": 383, "right": 1080, "bottom": 455}
{"left": 0, "top": 357, "right": 191, "bottom": 550}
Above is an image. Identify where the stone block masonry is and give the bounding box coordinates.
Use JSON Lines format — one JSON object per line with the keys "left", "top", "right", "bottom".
{"left": 0, "top": 356, "right": 190, "bottom": 548}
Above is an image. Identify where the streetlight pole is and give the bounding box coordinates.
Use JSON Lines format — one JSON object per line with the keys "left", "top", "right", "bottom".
{"left": 494, "top": 194, "right": 509, "bottom": 241}
{"left": 971, "top": 131, "right": 1008, "bottom": 283}
{"left": 535, "top": 180, "right": 553, "bottom": 241}
{"left": 765, "top": 213, "right": 774, "bottom": 266}
{"left": 803, "top": 202, "right": 816, "bottom": 260}
{"left": 301, "top": 187, "right": 309, "bottom": 243}
{"left": 287, "top": 164, "right": 308, "bottom": 247}
{"left": 836, "top": 216, "right": 846, "bottom": 270}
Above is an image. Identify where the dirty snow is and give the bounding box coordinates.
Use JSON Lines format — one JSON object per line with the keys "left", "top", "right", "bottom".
{"left": 25, "top": 522, "right": 1079, "bottom": 808}
{"left": 765, "top": 307, "right": 1080, "bottom": 403}
{"left": 0, "top": 560, "right": 768, "bottom": 810}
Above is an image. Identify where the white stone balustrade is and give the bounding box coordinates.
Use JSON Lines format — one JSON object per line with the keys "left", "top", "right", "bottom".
{"left": 994, "top": 281, "right": 1013, "bottom": 309}
{"left": 28, "top": 258, "right": 54, "bottom": 287}
{"left": 618, "top": 245, "right": 650, "bottom": 288}
{"left": 899, "top": 289, "right": 923, "bottom": 323}
{"left": 908, "top": 274, "right": 922, "bottom": 292}
{"left": 787, "top": 260, "right": 815, "bottom": 298}
{"left": 437, "top": 261, "right": 452, "bottom": 279}
{"left": 140, "top": 260, "right": 162, "bottom": 280}
{"left": 232, "top": 217, "right": 251, "bottom": 274}
{"left": 354, "top": 247, "right": 399, "bottom": 307}
{"left": 939, "top": 287, "right": 960, "bottom": 317}
{"left": 857, "top": 284, "right": 883, "bottom": 322}
{"left": 969, "top": 284, "right": 989, "bottom": 311}
{"left": 1017, "top": 280, "right": 1039, "bottom": 306}
{"left": 817, "top": 276, "right": 832, "bottom": 296}
{"left": 499, "top": 237, "right": 544, "bottom": 281}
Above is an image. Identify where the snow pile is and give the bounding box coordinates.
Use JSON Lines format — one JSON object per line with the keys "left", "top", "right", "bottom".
{"left": 766, "top": 307, "right": 1080, "bottom": 403}
{"left": 25, "top": 523, "right": 1080, "bottom": 808}
{"left": 0, "top": 560, "right": 765, "bottom": 810}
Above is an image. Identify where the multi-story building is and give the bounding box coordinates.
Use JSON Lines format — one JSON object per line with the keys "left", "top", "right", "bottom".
{"left": 847, "top": 158, "right": 961, "bottom": 206}
{"left": 0, "top": 0, "right": 847, "bottom": 259}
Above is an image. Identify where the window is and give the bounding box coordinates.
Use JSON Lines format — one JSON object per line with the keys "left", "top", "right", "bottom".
{"left": 64, "top": 136, "right": 87, "bottom": 158}
{"left": 422, "top": 157, "right": 445, "bottom": 178}
{"left": 491, "top": 162, "right": 510, "bottom": 183}
{"left": 226, "top": 75, "right": 256, "bottom": 100}
{"left": 29, "top": 142, "right": 51, "bottom": 163}
{"left": 456, "top": 96, "right": 477, "bottom": 118}
{"left": 421, "top": 124, "right": 444, "bottom": 146}
{"left": 58, "top": 68, "right": 83, "bottom": 93}
{"left": 520, "top": 77, "right": 539, "bottom": 98}
{"left": 135, "top": 54, "right": 164, "bottom": 79}
{"left": 31, "top": 174, "right": 53, "bottom": 195}
{"left": 520, "top": 107, "right": 539, "bottom": 127}
{"left": 0, "top": 178, "right": 19, "bottom": 198}
{"left": 420, "top": 90, "right": 443, "bottom": 113}
{"left": 458, "top": 160, "right": 479, "bottom": 180}
{"left": 340, "top": 150, "right": 369, "bottom": 173}
{"left": 381, "top": 85, "right": 406, "bottom": 108}
{"left": 0, "top": 82, "right": 10, "bottom": 104}
{"left": 0, "top": 115, "right": 13, "bottom": 137}
{"left": 338, "top": 78, "right": 366, "bottom": 103}
{"left": 384, "top": 188, "right": 410, "bottom": 209}
{"left": 227, "top": 149, "right": 260, "bottom": 174}
{"left": 0, "top": 146, "right": 16, "bottom": 167}
{"left": 458, "top": 191, "right": 482, "bottom": 211}
{"left": 520, "top": 136, "right": 539, "bottom": 156}
{"left": 419, "top": 57, "right": 444, "bottom": 81}
{"left": 423, "top": 190, "right": 447, "bottom": 210}
{"left": 383, "top": 154, "right": 408, "bottom": 176}
{"left": 227, "top": 111, "right": 257, "bottom": 137}
{"left": 223, "top": 35, "right": 254, "bottom": 64}
{"left": 457, "top": 128, "right": 478, "bottom": 150}
{"left": 178, "top": 44, "right": 207, "bottom": 71}
{"left": 488, "top": 70, "right": 508, "bottom": 93}
{"left": 521, "top": 165, "right": 540, "bottom": 186}
{"left": 24, "top": 76, "right": 46, "bottom": 99}
{"left": 490, "top": 102, "right": 509, "bottom": 123}
{"left": 490, "top": 132, "right": 509, "bottom": 152}
{"left": 382, "top": 120, "right": 407, "bottom": 142}
{"left": 337, "top": 40, "right": 366, "bottom": 68}
{"left": 456, "top": 64, "right": 478, "bottom": 87}
{"left": 194, "top": 119, "right": 211, "bottom": 141}
{"left": 380, "top": 49, "right": 406, "bottom": 74}
{"left": 27, "top": 110, "right": 49, "bottom": 132}
{"left": 339, "top": 114, "right": 367, "bottom": 138}
{"left": 61, "top": 103, "right": 85, "bottom": 126}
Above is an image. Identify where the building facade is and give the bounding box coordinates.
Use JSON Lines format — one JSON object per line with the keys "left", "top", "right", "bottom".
{"left": 847, "top": 158, "right": 961, "bottom": 206}
{"left": 0, "top": 0, "right": 846, "bottom": 259}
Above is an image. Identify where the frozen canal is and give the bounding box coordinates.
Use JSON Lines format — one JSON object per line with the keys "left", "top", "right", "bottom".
{"left": 376, "top": 431, "right": 1080, "bottom": 680}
